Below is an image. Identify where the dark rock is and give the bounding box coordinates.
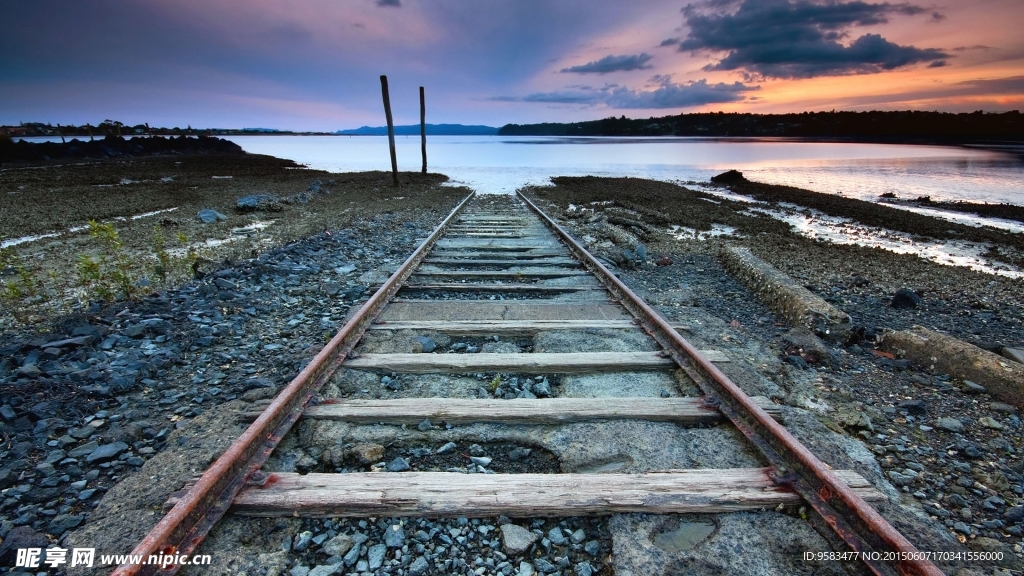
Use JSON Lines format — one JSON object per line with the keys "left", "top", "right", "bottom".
{"left": 935, "top": 417, "right": 964, "bottom": 433}
{"left": 1005, "top": 506, "right": 1024, "bottom": 523}
{"left": 384, "top": 523, "right": 406, "bottom": 547}
{"left": 898, "top": 399, "right": 927, "bottom": 416}
{"left": 0, "top": 526, "right": 49, "bottom": 565}
{"left": 236, "top": 194, "right": 283, "bottom": 213}
{"left": 891, "top": 288, "right": 921, "bottom": 309}
{"left": 655, "top": 256, "right": 673, "bottom": 266}
{"left": 85, "top": 441, "right": 129, "bottom": 463}
{"left": 196, "top": 209, "right": 227, "bottom": 224}
{"left": 407, "top": 557, "right": 429, "bottom": 576}
{"left": 710, "top": 169, "right": 746, "bottom": 184}
{"left": 412, "top": 336, "right": 436, "bottom": 353}
{"left": 386, "top": 456, "right": 410, "bottom": 472}
{"left": 47, "top": 514, "right": 84, "bottom": 535}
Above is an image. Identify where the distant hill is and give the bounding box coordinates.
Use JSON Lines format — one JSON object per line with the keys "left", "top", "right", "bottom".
{"left": 337, "top": 124, "right": 498, "bottom": 136}
{"left": 498, "top": 110, "right": 1024, "bottom": 141}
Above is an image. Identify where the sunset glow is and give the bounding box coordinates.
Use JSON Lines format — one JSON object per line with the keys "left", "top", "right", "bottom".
{"left": 2, "top": 0, "right": 1022, "bottom": 130}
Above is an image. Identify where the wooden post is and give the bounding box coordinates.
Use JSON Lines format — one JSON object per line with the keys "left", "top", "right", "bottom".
{"left": 87, "top": 124, "right": 94, "bottom": 141}
{"left": 57, "top": 124, "right": 66, "bottom": 143}
{"left": 380, "top": 75, "right": 399, "bottom": 186}
{"left": 420, "top": 86, "right": 427, "bottom": 173}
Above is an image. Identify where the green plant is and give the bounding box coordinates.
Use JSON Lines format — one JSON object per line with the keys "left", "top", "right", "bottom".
{"left": 76, "top": 220, "right": 139, "bottom": 301}
{"left": 0, "top": 246, "right": 49, "bottom": 323}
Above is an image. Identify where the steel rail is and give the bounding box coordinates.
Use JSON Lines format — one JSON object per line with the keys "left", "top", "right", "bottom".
{"left": 113, "top": 192, "right": 476, "bottom": 576}
{"left": 517, "top": 191, "right": 944, "bottom": 576}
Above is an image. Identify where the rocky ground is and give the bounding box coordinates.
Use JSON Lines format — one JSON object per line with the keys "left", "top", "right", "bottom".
{"left": 1, "top": 157, "right": 1022, "bottom": 575}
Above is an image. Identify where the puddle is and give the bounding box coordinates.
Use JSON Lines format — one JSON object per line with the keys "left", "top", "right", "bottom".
{"left": 211, "top": 175, "right": 233, "bottom": 179}
{"left": 308, "top": 441, "right": 560, "bottom": 474}
{"left": 668, "top": 224, "right": 736, "bottom": 241}
{"left": 167, "top": 220, "right": 275, "bottom": 254}
{"left": 741, "top": 205, "right": 1023, "bottom": 279}
{"left": 653, "top": 520, "right": 716, "bottom": 553}
{"left": 2, "top": 207, "right": 182, "bottom": 248}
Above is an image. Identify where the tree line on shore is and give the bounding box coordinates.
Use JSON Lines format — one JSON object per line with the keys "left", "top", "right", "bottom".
{"left": 498, "top": 110, "right": 1024, "bottom": 141}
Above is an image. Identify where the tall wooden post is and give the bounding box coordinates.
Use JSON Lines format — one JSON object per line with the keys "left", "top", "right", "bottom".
{"left": 380, "top": 75, "right": 399, "bottom": 186}
{"left": 57, "top": 124, "right": 66, "bottom": 143}
{"left": 420, "top": 86, "right": 427, "bottom": 173}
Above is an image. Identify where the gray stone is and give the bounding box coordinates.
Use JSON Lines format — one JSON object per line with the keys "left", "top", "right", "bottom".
{"left": 68, "top": 441, "right": 100, "bottom": 458}
{"left": 584, "top": 540, "right": 600, "bottom": 556}
{"left": 368, "top": 543, "right": 387, "bottom": 570}
{"left": 407, "top": 557, "right": 430, "bottom": 576}
{"left": 386, "top": 457, "right": 410, "bottom": 472}
{"left": 1005, "top": 506, "right": 1024, "bottom": 523}
{"left": 532, "top": 380, "right": 551, "bottom": 397}
{"left": 470, "top": 456, "right": 492, "bottom": 467}
{"left": 436, "top": 442, "right": 457, "bottom": 455}
{"left": 500, "top": 524, "right": 538, "bottom": 555}
{"left": 534, "top": 557, "right": 556, "bottom": 572}
{"left": 978, "top": 416, "right": 1004, "bottom": 429}
{"left": 412, "top": 336, "right": 436, "bottom": 353}
{"left": 308, "top": 565, "right": 339, "bottom": 576}
{"left": 575, "top": 562, "right": 594, "bottom": 576}
{"left": 417, "top": 418, "right": 433, "bottom": 431}
{"left": 47, "top": 513, "right": 84, "bottom": 534}
{"left": 570, "top": 528, "right": 586, "bottom": 543}
{"left": 196, "top": 209, "right": 227, "bottom": 224}
{"left": 85, "top": 441, "right": 129, "bottom": 464}
{"left": 384, "top": 523, "right": 406, "bottom": 548}
{"left": 935, "top": 417, "right": 964, "bottom": 432}
{"left": 342, "top": 542, "right": 361, "bottom": 567}
{"left": 547, "top": 527, "right": 566, "bottom": 545}
{"left": 289, "top": 567, "right": 310, "bottom": 576}
{"left": 962, "top": 380, "right": 987, "bottom": 394}
{"left": 294, "top": 530, "right": 313, "bottom": 551}
{"left": 236, "top": 194, "right": 282, "bottom": 212}
{"left": 518, "top": 562, "right": 536, "bottom": 576}
{"left": 0, "top": 405, "right": 15, "bottom": 421}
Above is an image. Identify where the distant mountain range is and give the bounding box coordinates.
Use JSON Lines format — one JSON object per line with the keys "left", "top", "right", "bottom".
{"left": 336, "top": 124, "right": 498, "bottom": 136}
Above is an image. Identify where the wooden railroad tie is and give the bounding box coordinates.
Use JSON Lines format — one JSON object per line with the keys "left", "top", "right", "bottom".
{"left": 228, "top": 469, "right": 883, "bottom": 518}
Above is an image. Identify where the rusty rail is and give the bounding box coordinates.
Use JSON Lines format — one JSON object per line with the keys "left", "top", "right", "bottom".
{"left": 112, "top": 192, "right": 475, "bottom": 576}
{"left": 516, "top": 191, "right": 944, "bottom": 576}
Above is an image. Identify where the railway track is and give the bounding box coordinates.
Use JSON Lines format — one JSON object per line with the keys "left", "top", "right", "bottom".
{"left": 113, "top": 192, "right": 943, "bottom": 575}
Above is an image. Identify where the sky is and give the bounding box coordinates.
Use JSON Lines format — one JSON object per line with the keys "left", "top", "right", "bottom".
{"left": 2, "top": 0, "right": 1023, "bottom": 131}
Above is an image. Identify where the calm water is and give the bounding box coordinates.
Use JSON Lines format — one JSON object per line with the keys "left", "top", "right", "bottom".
{"left": 218, "top": 135, "right": 1024, "bottom": 207}
{"left": 10, "top": 134, "right": 1024, "bottom": 275}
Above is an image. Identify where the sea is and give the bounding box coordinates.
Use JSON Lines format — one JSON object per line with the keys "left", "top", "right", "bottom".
{"left": 11, "top": 135, "right": 1024, "bottom": 276}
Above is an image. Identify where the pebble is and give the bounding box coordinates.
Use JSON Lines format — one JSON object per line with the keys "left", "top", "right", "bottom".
{"left": 384, "top": 523, "right": 406, "bottom": 547}
{"left": 386, "top": 457, "right": 410, "bottom": 472}
{"left": 935, "top": 417, "right": 964, "bottom": 432}
{"left": 500, "top": 524, "right": 538, "bottom": 555}
{"left": 367, "top": 543, "right": 387, "bottom": 569}
{"left": 978, "top": 416, "right": 1004, "bottom": 430}
{"left": 407, "top": 556, "right": 430, "bottom": 575}
{"left": 962, "top": 380, "right": 987, "bottom": 394}
{"left": 321, "top": 534, "right": 353, "bottom": 556}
